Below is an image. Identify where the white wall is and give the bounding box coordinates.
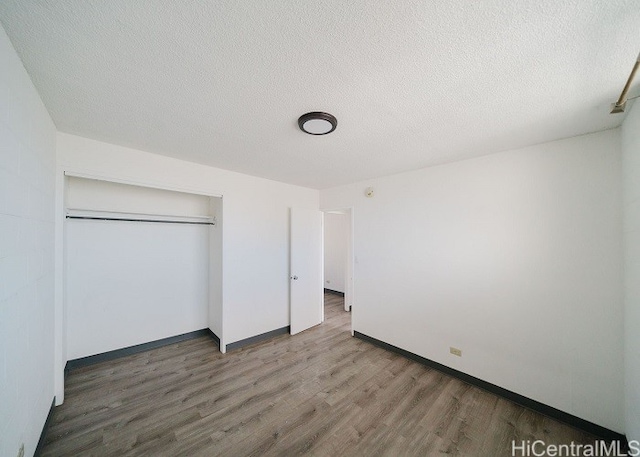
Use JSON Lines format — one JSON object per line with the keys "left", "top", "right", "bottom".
{"left": 622, "top": 101, "right": 640, "bottom": 442}
{"left": 0, "top": 25, "right": 57, "bottom": 457}
{"left": 324, "top": 212, "right": 347, "bottom": 293}
{"left": 65, "top": 220, "right": 210, "bottom": 359}
{"left": 321, "top": 129, "right": 624, "bottom": 432}
{"left": 66, "top": 176, "right": 212, "bottom": 217}
{"left": 56, "top": 132, "right": 318, "bottom": 369}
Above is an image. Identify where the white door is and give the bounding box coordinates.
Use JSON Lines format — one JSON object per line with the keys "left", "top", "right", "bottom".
{"left": 290, "top": 207, "right": 323, "bottom": 335}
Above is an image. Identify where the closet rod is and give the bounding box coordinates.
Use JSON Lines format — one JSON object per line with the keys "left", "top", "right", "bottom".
{"left": 66, "top": 215, "right": 215, "bottom": 225}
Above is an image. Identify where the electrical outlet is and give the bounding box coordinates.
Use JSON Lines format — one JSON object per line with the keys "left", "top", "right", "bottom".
{"left": 450, "top": 347, "right": 462, "bottom": 357}
{"left": 17, "top": 444, "right": 24, "bottom": 457}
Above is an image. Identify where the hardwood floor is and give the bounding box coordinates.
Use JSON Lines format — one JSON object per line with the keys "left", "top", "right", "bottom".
{"left": 43, "top": 293, "right": 598, "bottom": 456}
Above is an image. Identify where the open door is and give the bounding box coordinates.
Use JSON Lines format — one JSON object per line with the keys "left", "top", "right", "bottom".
{"left": 290, "top": 207, "right": 323, "bottom": 335}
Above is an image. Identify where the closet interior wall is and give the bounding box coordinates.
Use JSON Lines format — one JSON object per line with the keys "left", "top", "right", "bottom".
{"left": 64, "top": 176, "right": 222, "bottom": 360}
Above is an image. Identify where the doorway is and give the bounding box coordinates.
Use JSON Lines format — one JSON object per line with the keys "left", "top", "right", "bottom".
{"left": 322, "top": 208, "right": 354, "bottom": 333}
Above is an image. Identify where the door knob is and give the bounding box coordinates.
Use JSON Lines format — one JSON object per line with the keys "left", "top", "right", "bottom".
{"left": 291, "top": 275, "right": 298, "bottom": 280}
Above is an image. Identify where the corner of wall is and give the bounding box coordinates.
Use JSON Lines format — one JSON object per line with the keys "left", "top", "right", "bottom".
{"left": 622, "top": 100, "right": 640, "bottom": 442}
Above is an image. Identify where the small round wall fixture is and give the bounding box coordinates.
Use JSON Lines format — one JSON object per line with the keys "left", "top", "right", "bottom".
{"left": 298, "top": 112, "right": 337, "bottom": 135}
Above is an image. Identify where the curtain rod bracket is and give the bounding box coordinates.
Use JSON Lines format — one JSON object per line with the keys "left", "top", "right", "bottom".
{"left": 610, "top": 51, "right": 640, "bottom": 114}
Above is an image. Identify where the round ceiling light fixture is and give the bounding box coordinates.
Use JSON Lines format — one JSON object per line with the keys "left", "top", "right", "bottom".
{"left": 298, "top": 112, "right": 337, "bottom": 135}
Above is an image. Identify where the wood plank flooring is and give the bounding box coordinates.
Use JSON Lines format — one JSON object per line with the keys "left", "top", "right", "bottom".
{"left": 42, "top": 293, "right": 598, "bottom": 456}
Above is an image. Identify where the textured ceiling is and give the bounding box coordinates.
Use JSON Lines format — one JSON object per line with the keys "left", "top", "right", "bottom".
{"left": 1, "top": 1, "right": 639, "bottom": 189}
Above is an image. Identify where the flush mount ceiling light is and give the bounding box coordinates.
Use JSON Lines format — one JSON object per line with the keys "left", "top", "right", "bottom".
{"left": 298, "top": 112, "right": 337, "bottom": 135}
